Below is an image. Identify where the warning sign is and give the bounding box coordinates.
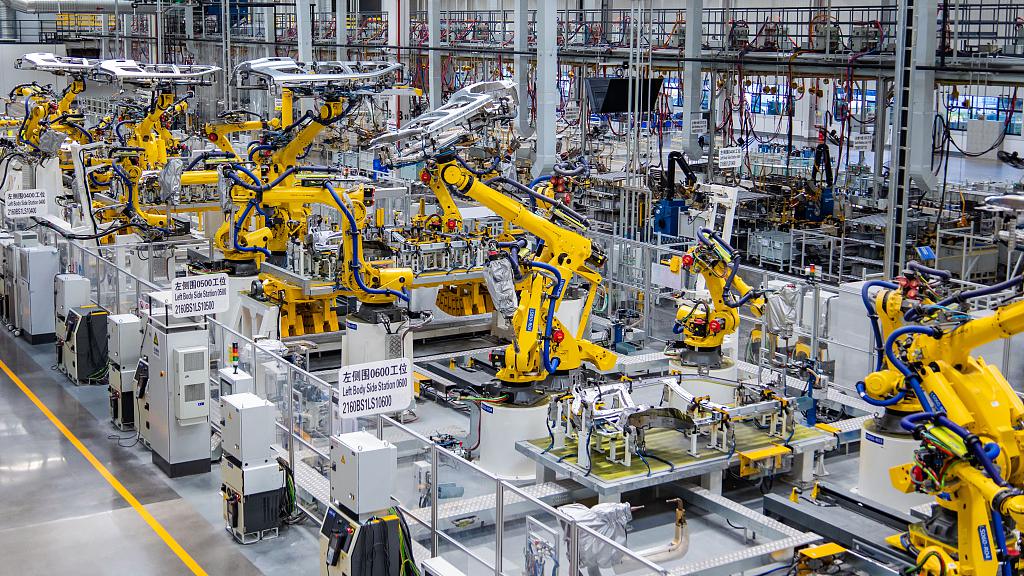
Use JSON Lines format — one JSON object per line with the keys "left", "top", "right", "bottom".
{"left": 5, "top": 188, "right": 47, "bottom": 219}
{"left": 334, "top": 357, "right": 413, "bottom": 419}
{"left": 718, "top": 146, "right": 743, "bottom": 169}
{"left": 690, "top": 118, "right": 708, "bottom": 135}
{"left": 170, "top": 273, "right": 229, "bottom": 318}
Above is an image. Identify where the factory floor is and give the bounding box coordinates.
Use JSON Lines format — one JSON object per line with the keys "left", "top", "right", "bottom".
{"left": 0, "top": 322, "right": 872, "bottom": 575}
{"left": 0, "top": 329, "right": 321, "bottom": 576}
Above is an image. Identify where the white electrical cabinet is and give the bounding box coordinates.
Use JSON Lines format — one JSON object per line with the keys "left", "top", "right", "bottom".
{"left": 107, "top": 313, "right": 142, "bottom": 367}
{"left": 17, "top": 244, "right": 59, "bottom": 343}
{"left": 330, "top": 431, "right": 397, "bottom": 518}
{"left": 55, "top": 274, "right": 90, "bottom": 320}
{"left": 220, "top": 393, "right": 275, "bottom": 467}
{"left": 108, "top": 313, "right": 142, "bottom": 431}
{"left": 138, "top": 293, "right": 211, "bottom": 478}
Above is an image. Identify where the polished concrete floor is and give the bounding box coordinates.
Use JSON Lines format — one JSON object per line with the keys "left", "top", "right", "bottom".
{"left": 0, "top": 327, "right": 321, "bottom": 575}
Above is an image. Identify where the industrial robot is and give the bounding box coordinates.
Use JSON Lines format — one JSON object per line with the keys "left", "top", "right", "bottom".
{"left": 666, "top": 227, "right": 765, "bottom": 370}
{"left": 857, "top": 257, "right": 1024, "bottom": 576}
{"left": 373, "top": 80, "right": 618, "bottom": 478}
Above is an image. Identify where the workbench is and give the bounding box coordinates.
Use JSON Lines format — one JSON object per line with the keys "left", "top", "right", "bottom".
{"left": 516, "top": 419, "right": 837, "bottom": 501}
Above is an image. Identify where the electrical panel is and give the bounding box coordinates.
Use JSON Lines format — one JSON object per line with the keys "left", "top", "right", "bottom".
{"left": 220, "top": 392, "right": 275, "bottom": 467}
{"left": 173, "top": 346, "right": 210, "bottom": 423}
{"left": 330, "top": 431, "right": 397, "bottom": 517}
{"left": 107, "top": 313, "right": 142, "bottom": 368}
{"left": 55, "top": 274, "right": 90, "bottom": 319}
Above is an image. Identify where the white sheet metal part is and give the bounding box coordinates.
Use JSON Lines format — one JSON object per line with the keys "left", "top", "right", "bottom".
{"left": 89, "top": 59, "right": 221, "bottom": 87}
{"left": 370, "top": 80, "right": 518, "bottom": 165}
{"left": 15, "top": 52, "right": 102, "bottom": 75}
{"left": 232, "top": 57, "right": 404, "bottom": 91}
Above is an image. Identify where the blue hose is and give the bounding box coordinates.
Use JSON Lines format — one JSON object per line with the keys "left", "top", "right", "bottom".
{"left": 856, "top": 380, "right": 907, "bottom": 407}
{"left": 232, "top": 200, "right": 271, "bottom": 257}
{"left": 862, "top": 280, "right": 899, "bottom": 371}
{"left": 114, "top": 120, "right": 130, "bottom": 146}
{"left": 455, "top": 153, "right": 500, "bottom": 177}
{"left": 698, "top": 227, "right": 735, "bottom": 255}
{"left": 324, "top": 182, "right": 409, "bottom": 302}
{"left": 528, "top": 175, "right": 551, "bottom": 189}
{"left": 884, "top": 325, "right": 942, "bottom": 412}
{"left": 65, "top": 120, "right": 93, "bottom": 143}
{"left": 906, "top": 261, "right": 952, "bottom": 281}
{"left": 184, "top": 151, "right": 234, "bottom": 171}
{"left": 227, "top": 164, "right": 337, "bottom": 193}
{"left": 935, "top": 275, "right": 1024, "bottom": 310}
{"left": 248, "top": 144, "right": 273, "bottom": 161}
{"left": 18, "top": 97, "right": 41, "bottom": 153}
{"left": 528, "top": 260, "right": 565, "bottom": 375}
{"left": 990, "top": 509, "right": 1013, "bottom": 576}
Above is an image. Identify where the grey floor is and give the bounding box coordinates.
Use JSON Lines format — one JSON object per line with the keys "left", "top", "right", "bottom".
{"left": 0, "top": 327, "right": 321, "bottom": 576}
{"left": 0, "top": 316, "right": 878, "bottom": 576}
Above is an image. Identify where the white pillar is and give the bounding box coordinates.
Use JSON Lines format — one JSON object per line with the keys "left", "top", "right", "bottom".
{"left": 335, "top": 0, "right": 348, "bottom": 60}
{"left": 383, "top": 0, "right": 410, "bottom": 128}
{"left": 295, "top": 0, "right": 314, "bottom": 62}
{"left": 681, "top": 0, "right": 703, "bottom": 159}
{"left": 428, "top": 0, "right": 442, "bottom": 109}
{"left": 513, "top": 0, "right": 530, "bottom": 137}
{"left": 532, "top": 0, "right": 556, "bottom": 178}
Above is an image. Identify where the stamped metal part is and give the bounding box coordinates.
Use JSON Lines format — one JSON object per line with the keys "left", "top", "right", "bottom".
{"left": 89, "top": 59, "right": 221, "bottom": 87}
{"left": 15, "top": 52, "right": 102, "bottom": 75}
{"left": 370, "top": 80, "right": 518, "bottom": 165}
{"left": 231, "top": 57, "right": 404, "bottom": 92}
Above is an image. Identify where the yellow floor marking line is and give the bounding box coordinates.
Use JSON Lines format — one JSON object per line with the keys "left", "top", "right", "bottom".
{"left": 0, "top": 358, "right": 208, "bottom": 576}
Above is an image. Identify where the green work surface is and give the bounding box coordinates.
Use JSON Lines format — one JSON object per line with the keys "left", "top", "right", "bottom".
{"left": 527, "top": 422, "right": 828, "bottom": 482}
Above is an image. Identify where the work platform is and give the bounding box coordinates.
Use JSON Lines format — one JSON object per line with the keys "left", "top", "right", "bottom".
{"left": 517, "top": 420, "right": 836, "bottom": 501}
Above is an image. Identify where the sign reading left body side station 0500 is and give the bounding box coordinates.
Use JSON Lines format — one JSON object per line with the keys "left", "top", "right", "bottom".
{"left": 334, "top": 357, "right": 413, "bottom": 419}
{"left": 171, "top": 273, "right": 230, "bottom": 318}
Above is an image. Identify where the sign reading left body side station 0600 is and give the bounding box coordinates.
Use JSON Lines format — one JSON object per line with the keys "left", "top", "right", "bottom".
{"left": 334, "top": 357, "right": 413, "bottom": 419}
{"left": 170, "top": 273, "right": 230, "bottom": 318}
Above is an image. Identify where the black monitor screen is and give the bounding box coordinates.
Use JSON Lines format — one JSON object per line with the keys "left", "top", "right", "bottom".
{"left": 586, "top": 77, "right": 664, "bottom": 114}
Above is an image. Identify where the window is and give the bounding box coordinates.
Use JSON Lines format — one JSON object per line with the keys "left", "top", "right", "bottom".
{"left": 747, "top": 84, "right": 790, "bottom": 116}
{"left": 944, "top": 94, "right": 1022, "bottom": 135}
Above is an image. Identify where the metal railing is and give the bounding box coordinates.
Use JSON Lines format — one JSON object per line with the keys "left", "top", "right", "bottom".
{"left": 60, "top": 235, "right": 676, "bottom": 576}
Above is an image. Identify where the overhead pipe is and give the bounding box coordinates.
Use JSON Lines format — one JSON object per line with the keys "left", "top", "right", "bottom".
{"left": 0, "top": 0, "right": 157, "bottom": 13}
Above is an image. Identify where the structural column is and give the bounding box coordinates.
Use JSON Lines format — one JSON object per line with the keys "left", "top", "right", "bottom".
{"left": 295, "top": 0, "right": 314, "bottom": 62}
{"left": 532, "top": 0, "right": 557, "bottom": 178}
{"left": 428, "top": 0, "right": 442, "bottom": 110}
{"left": 513, "top": 0, "right": 530, "bottom": 136}
{"left": 885, "top": 0, "right": 937, "bottom": 276}
{"left": 681, "top": 0, "right": 703, "bottom": 159}
{"left": 335, "top": 0, "right": 347, "bottom": 60}
{"left": 383, "top": 0, "right": 410, "bottom": 128}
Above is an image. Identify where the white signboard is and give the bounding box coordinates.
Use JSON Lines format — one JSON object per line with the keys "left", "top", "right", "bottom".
{"left": 717, "top": 146, "right": 743, "bottom": 169}
{"left": 171, "top": 273, "right": 229, "bottom": 317}
{"left": 651, "top": 262, "right": 683, "bottom": 290}
{"left": 690, "top": 118, "right": 708, "bottom": 135}
{"left": 335, "top": 357, "right": 414, "bottom": 419}
{"left": 5, "top": 188, "right": 47, "bottom": 219}
{"left": 852, "top": 133, "right": 873, "bottom": 152}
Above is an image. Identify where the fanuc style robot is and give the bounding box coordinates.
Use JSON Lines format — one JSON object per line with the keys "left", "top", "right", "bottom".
{"left": 667, "top": 227, "right": 765, "bottom": 370}
{"left": 857, "top": 255, "right": 1024, "bottom": 576}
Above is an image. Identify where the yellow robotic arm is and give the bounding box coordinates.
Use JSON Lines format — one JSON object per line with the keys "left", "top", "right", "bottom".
{"left": 431, "top": 156, "right": 616, "bottom": 401}
{"left": 862, "top": 273, "right": 1024, "bottom": 576}
{"left": 668, "top": 228, "right": 764, "bottom": 369}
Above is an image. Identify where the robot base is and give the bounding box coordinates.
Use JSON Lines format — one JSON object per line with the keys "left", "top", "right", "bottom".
{"left": 855, "top": 419, "right": 933, "bottom": 513}
{"left": 668, "top": 357, "right": 739, "bottom": 405}
{"left": 475, "top": 400, "right": 549, "bottom": 480}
